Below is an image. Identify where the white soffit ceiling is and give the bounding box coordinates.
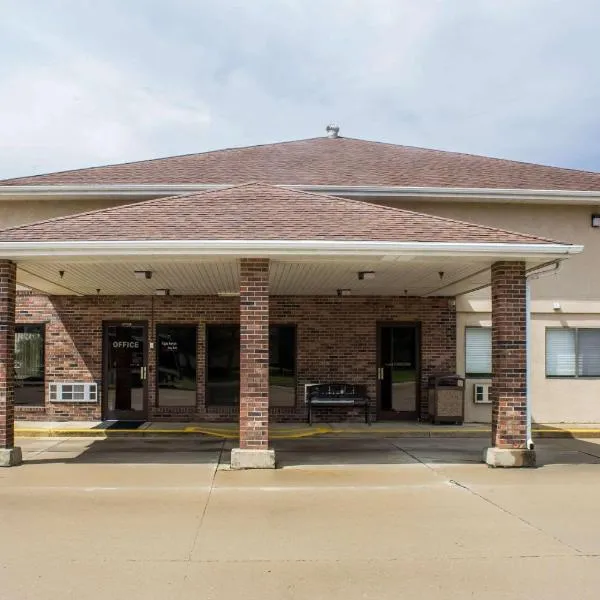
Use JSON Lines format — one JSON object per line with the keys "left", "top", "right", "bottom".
{"left": 17, "top": 257, "right": 495, "bottom": 297}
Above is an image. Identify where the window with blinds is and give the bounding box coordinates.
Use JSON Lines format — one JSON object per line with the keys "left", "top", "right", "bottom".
{"left": 576, "top": 329, "right": 600, "bottom": 377}
{"left": 546, "top": 328, "right": 600, "bottom": 378}
{"left": 465, "top": 327, "right": 492, "bottom": 377}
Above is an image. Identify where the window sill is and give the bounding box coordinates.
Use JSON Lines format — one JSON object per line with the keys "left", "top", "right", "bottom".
{"left": 49, "top": 400, "right": 98, "bottom": 404}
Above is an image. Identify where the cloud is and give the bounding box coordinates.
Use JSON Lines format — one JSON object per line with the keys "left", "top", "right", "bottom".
{"left": 0, "top": 12, "right": 211, "bottom": 176}
{"left": 1, "top": 0, "right": 600, "bottom": 178}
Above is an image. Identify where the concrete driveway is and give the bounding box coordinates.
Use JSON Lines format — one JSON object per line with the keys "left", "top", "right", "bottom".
{"left": 2, "top": 436, "right": 600, "bottom": 599}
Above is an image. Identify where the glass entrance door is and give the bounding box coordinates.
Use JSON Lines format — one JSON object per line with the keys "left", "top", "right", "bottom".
{"left": 104, "top": 323, "right": 148, "bottom": 420}
{"left": 377, "top": 324, "right": 419, "bottom": 420}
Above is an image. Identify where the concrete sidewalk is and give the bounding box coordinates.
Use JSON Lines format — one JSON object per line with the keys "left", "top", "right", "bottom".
{"left": 15, "top": 419, "right": 600, "bottom": 439}
{"left": 2, "top": 436, "right": 600, "bottom": 599}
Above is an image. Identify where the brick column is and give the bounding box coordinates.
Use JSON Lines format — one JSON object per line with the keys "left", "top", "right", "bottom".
{"left": 485, "top": 261, "right": 535, "bottom": 467}
{"left": 231, "top": 258, "right": 275, "bottom": 469}
{"left": 0, "top": 260, "right": 22, "bottom": 467}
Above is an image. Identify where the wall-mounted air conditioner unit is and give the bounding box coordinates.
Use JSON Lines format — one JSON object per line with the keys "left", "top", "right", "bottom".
{"left": 473, "top": 383, "right": 491, "bottom": 404}
{"left": 49, "top": 382, "right": 98, "bottom": 403}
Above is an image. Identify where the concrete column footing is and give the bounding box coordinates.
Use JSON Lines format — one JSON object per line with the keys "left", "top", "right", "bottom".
{"left": 484, "top": 447, "right": 536, "bottom": 468}
{"left": 0, "top": 447, "right": 22, "bottom": 467}
{"left": 231, "top": 448, "right": 276, "bottom": 469}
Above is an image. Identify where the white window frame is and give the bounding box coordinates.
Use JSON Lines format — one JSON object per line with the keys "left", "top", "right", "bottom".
{"left": 465, "top": 327, "right": 492, "bottom": 378}
{"left": 546, "top": 328, "right": 600, "bottom": 378}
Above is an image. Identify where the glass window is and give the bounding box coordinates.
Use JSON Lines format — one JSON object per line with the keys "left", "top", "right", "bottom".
{"left": 269, "top": 325, "right": 296, "bottom": 407}
{"left": 206, "top": 324, "right": 297, "bottom": 407}
{"left": 465, "top": 327, "right": 492, "bottom": 377}
{"left": 15, "top": 324, "right": 45, "bottom": 406}
{"left": 156, "top": 325, "right": 197, "bottom": 407}
{"left": 546, "top": 328, "right": 600, "bottom": 378}
{"left": 546, "top": 329, "right": 576, "bottom": 377}
{"left": 206, "top": 325, "right": 240, "bottom": 406}
{"left": 577, "top": 329, "right": 600, "bottom": 377}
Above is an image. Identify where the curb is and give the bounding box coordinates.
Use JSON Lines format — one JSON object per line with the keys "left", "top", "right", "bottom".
{"left": 14, "top": 427, "right": 600, "bottom": 440}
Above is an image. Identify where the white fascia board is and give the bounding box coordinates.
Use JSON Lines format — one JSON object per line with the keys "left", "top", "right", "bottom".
{"left": 0, "top": 240, "right": 584, "bottom": 260}
{"left": 2, "top": 183, "right": 600, "bottom": 204}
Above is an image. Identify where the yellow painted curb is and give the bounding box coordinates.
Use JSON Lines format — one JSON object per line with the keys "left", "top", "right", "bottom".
{"left": 15, "top": 426, "right": 600, "bottom": 439}
{"left": 271, "top": 426, "right": 330, "bottom": 439}
{"left": 534, "top": 428, "right": 600, "bottom": 433}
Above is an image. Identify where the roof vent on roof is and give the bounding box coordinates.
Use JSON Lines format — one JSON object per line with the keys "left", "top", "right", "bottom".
{"left": 326, "top": 124, "right": 340, "bottom": 139}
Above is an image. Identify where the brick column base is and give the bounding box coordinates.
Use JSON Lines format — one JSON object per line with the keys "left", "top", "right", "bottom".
{"left": 485, "top": 261, "right": 535, "bottom": 468}
{"left": 231, "top": 258, "right": 275, "bottom": 469}
{"left": 0, "top": 260, "right": 22, "bottom": 467}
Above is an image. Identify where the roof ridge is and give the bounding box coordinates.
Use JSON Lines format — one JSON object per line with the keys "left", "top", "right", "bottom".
{"left": 278, "top": 183, "right": 567, "bottom": 244}
{"left": 0, "top": 182, "right": 335, "bottom": 235}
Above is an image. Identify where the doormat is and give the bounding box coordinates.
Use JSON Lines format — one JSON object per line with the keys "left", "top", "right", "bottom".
{"left": 103, "top": 421, "right": 146, "bottom": 430}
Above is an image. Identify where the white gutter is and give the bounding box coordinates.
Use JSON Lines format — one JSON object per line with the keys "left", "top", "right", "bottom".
{"left": 296, "top": 186, "right": 600, "bottom": 204}
{"left": 1, "top": 184, "right": 600, "bottom": 205}
{"left": 0, "top": 184, "right": 229, "bottom": 201}
{"left": 0, "top": 240, "right": 584, "bottom": 260}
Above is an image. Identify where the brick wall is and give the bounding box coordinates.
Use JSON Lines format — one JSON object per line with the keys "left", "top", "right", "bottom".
{"left": 239, "top": 258, "right": 269, "bottom": 448}
{"left": 14, "top": 292, "right": 456, "bottom": 422}
{"left": 0, "top": 261, "right": 16, "bottom": 448}
{"left": 491, "top": 261, "right": 527, "bottom": 449}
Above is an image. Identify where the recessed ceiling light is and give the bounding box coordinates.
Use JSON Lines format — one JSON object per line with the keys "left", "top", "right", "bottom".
{"left": 337, "top": 289, "right": 351, "bottom": 297}
{"left": 358, "top": 271, "right": 375, "bottom": 281}
{"left": 134, "top": 270, "right": 152, "bottom": 280}
{"left": 217, "top": 291, "right": 240, "bottom": 297}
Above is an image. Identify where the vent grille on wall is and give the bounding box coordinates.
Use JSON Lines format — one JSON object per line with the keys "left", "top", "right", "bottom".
{"left": 473, "top": 383, "right": 491, "bottom": 404}
{"left": 49, "top": 382, "right": 98, "bottom": 403}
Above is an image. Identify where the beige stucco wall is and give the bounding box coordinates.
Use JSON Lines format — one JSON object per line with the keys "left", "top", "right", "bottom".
{"left": 457, "top": 311, "right": 600, "bottom": 424}
{"left": 0, "top": 199, "right": 134, "bottom": 229}
{"left": 392, "top": 200, "right": 600, "bottom": 423}
{"left": 530, "top": 313, "right": 600, "bottom": 423}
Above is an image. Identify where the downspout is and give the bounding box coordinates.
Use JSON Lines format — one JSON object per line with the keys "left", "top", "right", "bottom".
{"left": 525, "top": 261, "right": 561, "bottom": 450}
{"left": 525, "top": 279, "right": 533, "bottom": 450}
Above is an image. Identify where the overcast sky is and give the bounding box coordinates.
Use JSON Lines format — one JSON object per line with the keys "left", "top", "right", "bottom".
{"left": 1, "top": 0, "right": 599, "bottom": 179}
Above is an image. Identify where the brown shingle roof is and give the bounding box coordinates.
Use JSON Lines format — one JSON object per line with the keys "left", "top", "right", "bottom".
{"left": 2, "top": 137, "right": 600, "bottom": 191}
{"left": 0, "top": 182, "right": 567, "bottom": 245}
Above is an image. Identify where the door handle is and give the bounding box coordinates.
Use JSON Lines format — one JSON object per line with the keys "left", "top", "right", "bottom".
{"left": 377, "top": 367, "right": 384, "bottom": 380}
{"left": 140, "top": 366, "right": 147, "bottom": 380}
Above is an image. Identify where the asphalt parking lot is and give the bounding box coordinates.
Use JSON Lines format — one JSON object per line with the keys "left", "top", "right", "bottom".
{"left": 2, "top": 435, "right": 600, "bottom": 599}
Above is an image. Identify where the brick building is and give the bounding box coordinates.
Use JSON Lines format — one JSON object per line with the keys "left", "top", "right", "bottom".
{"left": 2, "top": 130, "right": 597, "bottom": 468}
